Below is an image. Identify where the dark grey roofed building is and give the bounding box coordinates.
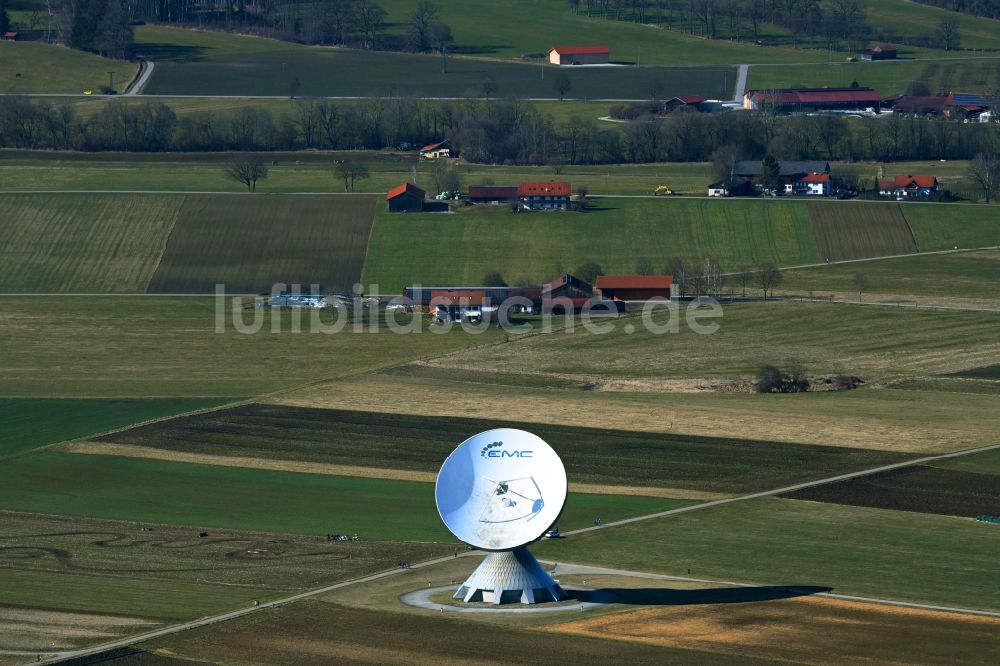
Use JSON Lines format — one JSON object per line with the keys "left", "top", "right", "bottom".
{"left": 734, "top": 161, "right": 831, "bottom": 178}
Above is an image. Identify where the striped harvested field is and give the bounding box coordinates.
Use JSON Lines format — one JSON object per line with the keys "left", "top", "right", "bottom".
{"left": 147, "top": 194, "right": 376, "bottom": 293}
{"left": 0, "top": 193, "right": 180, "bottom": 293}
{"left": 808, "top": 202, "right": 917, "bottom": 261}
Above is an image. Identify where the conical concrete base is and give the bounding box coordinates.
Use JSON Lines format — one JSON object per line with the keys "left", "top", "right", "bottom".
{"left": 455, "top": 547, "right": 566, "bottom": 605}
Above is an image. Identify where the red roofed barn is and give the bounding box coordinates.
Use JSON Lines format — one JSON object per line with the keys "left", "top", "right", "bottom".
{"left": 386, "top": 183, "right": 425, "bottom": 213}
{"left": 548, "top": 45, "right": 611, "bottom": 65}
{"left": 596, "top": 275, "right": 672, "bottom": 301}
{"left": 743, "top": 87, "right": 881, "bottom": 113}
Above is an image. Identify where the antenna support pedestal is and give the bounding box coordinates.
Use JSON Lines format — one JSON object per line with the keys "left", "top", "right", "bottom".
{"left": 455, "top": 547, "right": 566, "bottom": 605}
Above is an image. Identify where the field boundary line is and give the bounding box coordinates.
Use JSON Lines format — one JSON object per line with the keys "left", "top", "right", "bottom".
{"left": 897, "top": 203, "right": 920, "bottom": 252}
{"left": 560, "top": 442, "right": 1000, "bottom": 537}
{"left": 781, "top": 297, "right": 1000, "bottom": 314}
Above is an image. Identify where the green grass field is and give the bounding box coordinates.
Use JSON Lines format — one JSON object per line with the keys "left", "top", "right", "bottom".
{"left": 0, "top": 451, "right": 688, "bottom": 540}
{"left": 904, "top": 204, "right": 1000, "bottom": 251}
{"left": 147, "top": 194, "right": 375, "bottom": 293}
{"left": 0, "top": 41, "right": 136, "bottom": 94}
{"left": 0, "top": 296, "right": 505, "bottom": 397}
{"left": 748, "top": 57, "right": 1000, "bottom": 96}
{"left": 934, "top": 448, "right": 1000, "bottom": 476}
{"left": 0, "top": 398, "right": 229, "bottom": 457}
{"left": 136, "top": 26, "right": 734, "bottom": 99}
{"left": 0, "top": 152, "right": 720, "bottom": 195}
{"left": 91, "top": 403, "right": 912, "bottom": 495}
{"left": 777, "top": 249, "right": 1000, "bottom": 306}
{"left": 363, "top": 198, "right": 820, "bottom": 292}
{"left": 865, "top": 0, "right": 1000, "bottom": 52}
{"left": 0, "top": 193, "right": 180, "bottom": 292}
{"left": 533, "top": 497, "right": 1000, "bottom": 611}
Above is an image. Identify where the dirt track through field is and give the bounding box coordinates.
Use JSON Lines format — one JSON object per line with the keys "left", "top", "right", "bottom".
{"left": 61, "top": 442, "right": 717, "bottom": 499}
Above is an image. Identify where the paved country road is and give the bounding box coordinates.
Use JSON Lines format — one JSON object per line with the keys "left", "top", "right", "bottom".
{"left": 15, "top": 441, "right": 999, "bottom": 664}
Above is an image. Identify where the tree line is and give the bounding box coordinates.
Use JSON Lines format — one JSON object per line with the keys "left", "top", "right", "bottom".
{"left": 1, "top": 96, "right": 998, "bottom": 169}
{"left": 913, "top": 0, "right": 1000, "bottom": 20}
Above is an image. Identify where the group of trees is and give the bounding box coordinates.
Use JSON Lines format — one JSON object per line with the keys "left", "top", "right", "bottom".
{"left": 2, "top": 97, "right": 999, "bottom": 189}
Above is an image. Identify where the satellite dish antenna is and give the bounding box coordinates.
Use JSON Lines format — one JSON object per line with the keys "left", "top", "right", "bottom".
{"left": 436, "top": 428, "right": 568, "bottom": 604}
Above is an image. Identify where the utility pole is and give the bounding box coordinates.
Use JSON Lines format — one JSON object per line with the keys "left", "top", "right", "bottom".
{"left": 107, "top": 71, "right": 115, "bottom": 92}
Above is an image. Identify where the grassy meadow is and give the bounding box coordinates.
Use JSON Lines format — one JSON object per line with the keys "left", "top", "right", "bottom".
{"left": 0, "top": 450, "right": 686, "bottom": 540}
{"left": 0, "top": 41, "right": 136, "bottom": 94}
{"left": 777, "top": 249, "right": 1000, "bottom": 307}
{"left": 363, "top": 197, "right": 820, "bottom": 292}
{"left": 748, "top": 57, "right": 1000, "bottom": 96}
{"left": 533, "top": 497, "right": 1000, "bottom": 611}
{"left": 135, "top": 26, "right": 734, "bottom": 99}
{"left": 0, "top": 398, "right": 229, "bottom": 457}
{"left": 0, "top": 296, "right": 506, "bottom": 397}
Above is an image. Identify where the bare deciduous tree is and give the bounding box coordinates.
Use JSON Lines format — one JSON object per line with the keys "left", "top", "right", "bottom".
{"left": 334, "top": 159, "right": 370, "bottom": 192}
{"left": 967, "top": 153, "right": 1000, "bottom": 203}
{"left": 757, "top": 262, "right": 782, "bottom": 300}
{"left": 406, "top": 0, "right": 439, "bottom": 51}
{"left": 226, "top": 155, "right": 268, "bottom": 192}
{"left": 554, "top": 72, "right": 572, "bottom": 101}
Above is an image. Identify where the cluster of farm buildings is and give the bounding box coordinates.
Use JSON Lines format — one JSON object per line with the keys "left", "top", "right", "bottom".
{"left": 387, "top": 177, "right": 573, "bottom": 213}
{"left": 709, "top": 160, "right": 940, "bottom": 199}
{"left": 405, "top": 274, "right": 673, "bottom": 323}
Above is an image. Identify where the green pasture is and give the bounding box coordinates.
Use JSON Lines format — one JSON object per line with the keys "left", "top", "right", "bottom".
{"left": 0, "top": 451, "right": 689, "bottom": 540}
{"left": 0, "top": 41, "right": 136, "bottom": 94}
{"left": 935, "top": 448, "right": 1000, "bottom": 476}
{"left": 135, "top": 26, "right": 734, "bottom": 99}
{"left": 865, "top": 0, "right": 1000, "bottom": 53}
{"left": 533, "top": 497, "right": 1000, "bottom": 611}
{"left": 0, "top": 152, "right": 714, "bottom": 195}
{"left": 777, "top": 249, "right": 1000, "bottom": 304}
{"left": 0, "top": 296, "right": 505, "bottom": 397}
{"left": 904, "top": 204, "right": 1000, "bottom": 251}
{"left": 93, "top": 403, "right": 911, "bottom": 495}
{"left": 748, "top": 57, "right": 1000, "bottom": 96}
{"left": 0, "top": 398, "right": 229, "bottom": 457}
{"left": 363, "top": 197, "right": 820, "bottom": 292}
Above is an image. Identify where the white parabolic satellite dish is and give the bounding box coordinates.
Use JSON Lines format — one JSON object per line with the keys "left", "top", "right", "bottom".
{"left": 436, "top": 428, "right": 567, "bottom": 551}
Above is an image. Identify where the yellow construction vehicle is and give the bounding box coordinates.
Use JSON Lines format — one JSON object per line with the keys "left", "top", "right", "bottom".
{"left": 653, "top": 185, "right": 673, "bottom": 196}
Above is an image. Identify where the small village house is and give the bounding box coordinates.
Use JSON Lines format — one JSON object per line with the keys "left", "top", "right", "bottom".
{"left": 878, "top": 175, "right": 939, "bottom": 199}
{"left": 596, "top": 276, "right": 672, "bottom": 301}
{"left": 548, "top": 45, "right": 611, "bottom": 65}
{"left": 861, "top": 45, "right": 896, "bottom": 61}
{"left": 386, "top": 183, "right": 426, "bottom": 212}
{"left": 419, "top": 141, "right": 454, "bottom": 159}
{"left": 3, "top": 32, "right": 17, "bottom": 41}
{"left": 708, "top": 178, "right": 756, "bottom": 197}
{"left": 519, "top": 181, "right": 571, "bottom": 210}
{"left": 732, "top": 160, "right": 832, "bottom": 195}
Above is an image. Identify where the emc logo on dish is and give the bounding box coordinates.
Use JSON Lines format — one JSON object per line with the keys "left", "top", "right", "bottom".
{"left": 480, "top": 441, "right": 533, "bottom": 458}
